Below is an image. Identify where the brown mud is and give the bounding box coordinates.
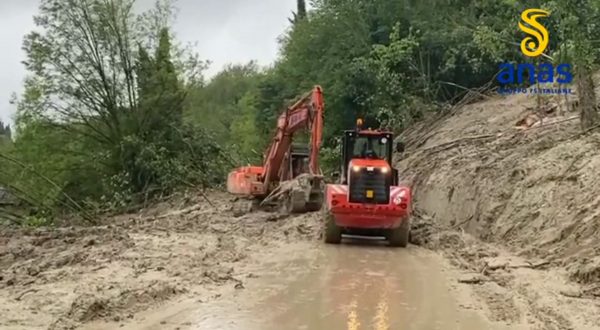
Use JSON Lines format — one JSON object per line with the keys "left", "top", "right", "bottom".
{"left": 2, "top": 89, "right": 600, "bottom": 329}
{"left": 398, "top": 88, "right": 600, "bottom": 330}
{"left": 0, "top": 194, "right": 320, "bottom": 329}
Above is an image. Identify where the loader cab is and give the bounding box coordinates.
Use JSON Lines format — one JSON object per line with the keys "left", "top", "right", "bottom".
{"left": 340, "top": 130, "right": 397, "bottom": 183}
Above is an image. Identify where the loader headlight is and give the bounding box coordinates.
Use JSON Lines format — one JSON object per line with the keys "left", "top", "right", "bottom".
{"left": 352, "top": 165, "right": 361, "bottom": 172}
{"left": 380, "top": 167, "right": 389, "bottom": 174}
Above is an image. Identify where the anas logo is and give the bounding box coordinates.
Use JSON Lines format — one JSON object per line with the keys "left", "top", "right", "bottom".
{"left": 496, "top": 8, "right": 573, "bottom": 95}
{"left": 519, "top": 9, "right": 550, "bottom": 57}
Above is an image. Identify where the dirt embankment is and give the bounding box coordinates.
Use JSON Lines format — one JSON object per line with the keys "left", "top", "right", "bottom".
{"left": 399, "top": 91, "right": 600, "bottom": 329}
{"left": 0, "top": 193, "right": 321, "bottom": 330}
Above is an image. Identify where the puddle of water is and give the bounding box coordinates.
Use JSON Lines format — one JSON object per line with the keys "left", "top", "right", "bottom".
{"left": 86, "top": 242, "right": 523, "bottom": 330}
{"left": 186, "top": 244, "right": 514, "bottom": 330}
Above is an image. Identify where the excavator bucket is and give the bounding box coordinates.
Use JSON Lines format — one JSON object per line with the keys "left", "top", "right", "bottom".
{"left": 261, "top": 174, "right": 324, "bottom": 214}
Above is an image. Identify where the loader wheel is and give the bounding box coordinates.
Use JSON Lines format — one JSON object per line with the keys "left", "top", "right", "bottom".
{"left": 388, "top": 218, "right": 410, "bottom": 247}
{"left": 324, "top": 213, "right": 341, "bottom": 244}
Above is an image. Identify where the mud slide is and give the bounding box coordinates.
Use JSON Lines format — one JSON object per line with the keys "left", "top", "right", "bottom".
{"left": 0, "top": 188, "right": 530, "bottom": 330}
{"left": 5, "top": 90, "right": 600, "bottom": 329}
{"left": 396, "top": 87, "right": 600, "bottom": 329}
{"left": 85, "top": 240, "right": 518, "bottom": 330}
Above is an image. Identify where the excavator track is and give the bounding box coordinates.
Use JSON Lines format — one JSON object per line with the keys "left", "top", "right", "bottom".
{"left": 232, "top": 198, "right": 259, "bottom": 217}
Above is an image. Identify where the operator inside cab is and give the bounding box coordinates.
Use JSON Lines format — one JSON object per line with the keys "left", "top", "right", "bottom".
{"left": 352, "top": 118, "right": 389, "bottom": 160}
{"left": 359, "top": 141, "right": 375, "bottom": 159}
{"left": 356, "top": 136, "right": 387, "bottom": 160}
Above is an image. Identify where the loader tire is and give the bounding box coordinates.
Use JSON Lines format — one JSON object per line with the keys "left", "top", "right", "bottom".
{"left": 388, "top": 218, "right": 410, "bottom": 247}
{"left": 324, "top": 213, "right": 341, "bottom": 244}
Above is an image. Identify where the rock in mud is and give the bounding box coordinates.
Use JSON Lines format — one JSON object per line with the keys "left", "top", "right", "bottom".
{"left": 568, "top": 256, "right": 600, "bottom": 284}
{"left": 458, "top": 273, "right": 487, "bottom": 284}
{"left": 483, "top": 257, "right": 509, "bottom": 270}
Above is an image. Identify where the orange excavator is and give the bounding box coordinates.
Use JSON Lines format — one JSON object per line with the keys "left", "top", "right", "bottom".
{"left": 227, "top": 86, "right": 325, "bottom": 213}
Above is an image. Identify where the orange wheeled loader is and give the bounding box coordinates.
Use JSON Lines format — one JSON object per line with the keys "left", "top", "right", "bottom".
{"left": 323, "top": 120, "right": 412, "bottom": 247}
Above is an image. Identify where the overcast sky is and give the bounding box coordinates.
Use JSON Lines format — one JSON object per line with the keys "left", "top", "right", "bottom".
{"left": 0, "top": 0, "right": 297, "bottom": 124}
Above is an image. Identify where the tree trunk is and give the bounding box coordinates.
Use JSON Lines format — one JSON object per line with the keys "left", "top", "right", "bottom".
{"left": 297, "top": 0, "right": 307, "bottom": 20}
{"left": 577, "top": 66, "right": 599, "bottom": 130}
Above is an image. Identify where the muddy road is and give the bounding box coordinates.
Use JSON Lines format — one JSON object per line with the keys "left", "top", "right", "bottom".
{"left": 2, "top": 193, "right": 599, "bottom": 330}
{"left": 85, "top": 238, "right": 517, "bottom": 330}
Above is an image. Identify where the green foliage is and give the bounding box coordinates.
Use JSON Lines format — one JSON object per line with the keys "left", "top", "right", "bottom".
{"left": 23, "top": 214, "right": 53, "bottom": 227}
{"left": 0, "top": 121, "right": 11, "bottom": 141}
{"left": 256, "top": 0, "right": 523, "bottom": 145}
{"left": 187, "top": 0, "right": 600, "bottom": 175}
{"left": 3, "top": 0, "right": 226, "bottom": 221}
{"left": 5, "top": 0, "right": 600, "bottom": 222}
{"left": 0, "top": 122, "right": 11, "bottom": 148}
{"left": 185, "top": 62, "right": 265, "bottom": 164}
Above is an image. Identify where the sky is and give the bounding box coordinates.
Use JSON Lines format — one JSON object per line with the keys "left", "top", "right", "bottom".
{"left": 0, "top": 0, "right": 297, "bottom": 124}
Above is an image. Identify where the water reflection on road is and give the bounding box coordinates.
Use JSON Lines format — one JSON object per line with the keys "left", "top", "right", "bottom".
{"left": 86, "top": 239, "right": 519, "bottom": 330}
{"left": 192, "top": 238, "right": 508, "bottom": 330}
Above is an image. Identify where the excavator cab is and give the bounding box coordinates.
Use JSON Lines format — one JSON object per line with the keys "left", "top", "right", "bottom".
{"left": 289, "top": 144, "right": 311, "bottom": 179}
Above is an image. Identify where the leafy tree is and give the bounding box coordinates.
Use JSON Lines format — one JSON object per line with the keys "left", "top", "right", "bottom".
{"left": 7, "top": 0, "right": 224, "bottom": 216}
{"left": 185, "top": 62, "right": 265, "bottom": 162}
{"left": 6, "top": 0, "right": 600, "bottom": 221}
{"left": 546, "top": 0, "right": 600, "bottom": 129}
{"left": 0, "top": 121, "right": 11, "bottom": 146}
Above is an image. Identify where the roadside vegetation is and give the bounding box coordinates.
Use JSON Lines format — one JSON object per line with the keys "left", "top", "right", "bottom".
{"left": 1, "top": 0, "right": 599, "bottom": 225}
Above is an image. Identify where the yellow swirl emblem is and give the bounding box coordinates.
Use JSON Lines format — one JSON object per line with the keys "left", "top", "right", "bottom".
{"left": 519, "top": 9, "right": 550, "bottom": 57}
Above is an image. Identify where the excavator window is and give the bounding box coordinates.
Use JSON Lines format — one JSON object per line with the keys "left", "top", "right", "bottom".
{"left": 291, "top": 154, "right": 310, "bottom": 178}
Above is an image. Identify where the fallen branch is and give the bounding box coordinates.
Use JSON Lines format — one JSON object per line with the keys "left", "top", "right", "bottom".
{"left": 260, "top": 184, "right": 286, "bottom": 207}
{"left": 200, "top": 191, "right": 216, "bottom": 208}
{"left": 15, "top": 288, "right": 39, "bottom": 301}
{"left": 452, "top": 215, "right": 473, "bottom": 229}
{"left": 569, "top": 122, "right": 600, "bottom": 139}
{"left": 439, "top": 81, "right": 495, "bottom": 101}
{"left": 156, "top": 204, "right": 202, "bottom": 219}
{"left": 423, "top": 134, "right": 495, "bottom": 154}
{"left": 419, "top": 114, "right": 582, "bottom": 156}
{"left": 0, "top": 153, "right": 96, "bottom": 223}
{"left": 518, "top": 115, "right": 579, "bottom": 131}
{"left": 175, "top": 178, "right": 215, "bottom": 208}
{"left": 508, "top": 260, "right": 551, "bottom": 269}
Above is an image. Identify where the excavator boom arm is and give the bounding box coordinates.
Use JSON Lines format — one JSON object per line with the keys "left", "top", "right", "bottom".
{"left": 261, "top": 86, "right": 324, "bottom": 189}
